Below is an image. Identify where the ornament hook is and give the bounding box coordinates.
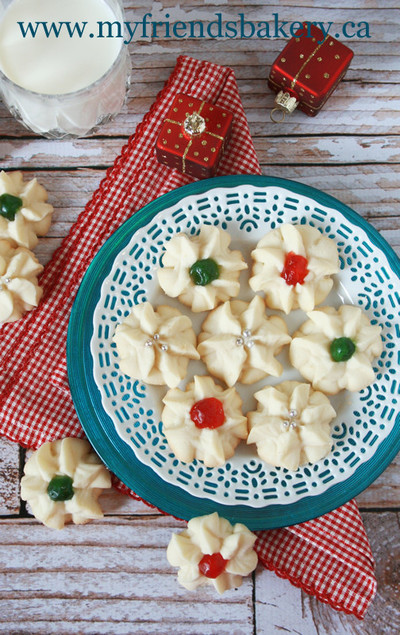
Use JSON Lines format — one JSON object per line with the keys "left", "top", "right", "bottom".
{"left": 270, "top": 107, "right": 286, "bottom": 123}
{"left": 270, "top": 90, "right": 299, "bottom": 124}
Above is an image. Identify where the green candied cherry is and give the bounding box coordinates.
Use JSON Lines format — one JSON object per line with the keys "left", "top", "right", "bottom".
{"left": 47, "top": 474, "right": 75, "bottom": 502}
{"left": 0, "top": 193, "right": 23, "bottom": 221}
{"left": 189, "top": 258, "right": 220, "bottom": 286}
{"left": 330, "top": 337, "right": 356, "bottom": 362}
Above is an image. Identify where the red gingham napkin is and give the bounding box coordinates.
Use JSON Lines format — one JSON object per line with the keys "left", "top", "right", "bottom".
{"left": 0, "top": 55, "right": 376, "bottom": 618}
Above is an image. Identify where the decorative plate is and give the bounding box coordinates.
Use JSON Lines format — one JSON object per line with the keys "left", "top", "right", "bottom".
{"left": 67, "top": 175, "right": 400, "bottom": 530}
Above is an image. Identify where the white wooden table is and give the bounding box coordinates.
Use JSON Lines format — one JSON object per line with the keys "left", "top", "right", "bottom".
{"left": 1, "top": 1, "right": 399, "bottom": 633}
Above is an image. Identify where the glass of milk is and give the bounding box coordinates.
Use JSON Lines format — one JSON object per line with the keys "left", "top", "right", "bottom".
{"left": 0, "top": 0, "right": 131, "bottom": 138}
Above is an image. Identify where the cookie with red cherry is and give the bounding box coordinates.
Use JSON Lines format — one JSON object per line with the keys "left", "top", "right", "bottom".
{"left": 249, "top": 223, "right": 339, "bottom": 314}
{"left": 167, "top": 512, "right": 258, "bottom": 594}
{"left": 161, "top": 375, "right": 248, "bottom": 467}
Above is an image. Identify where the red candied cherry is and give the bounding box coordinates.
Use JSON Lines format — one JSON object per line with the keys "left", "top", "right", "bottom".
{"left": 190, "top": 397, "right": 225, "bottom": 429}
{"left": 198, "top": 552, "right": 228, "bottom": 578}
{"left": 281, "top": 251, "right": 309, "bottom": 286}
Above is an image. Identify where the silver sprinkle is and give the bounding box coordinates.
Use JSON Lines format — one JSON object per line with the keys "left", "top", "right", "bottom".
{"left": 247, "top": 340, "right": 255, "bottom": 349}
{"left": 283, "top": 420, "right": 289, "bottom": 428}
{"left": 153, "top": 333, "right": 160, "bottom": 340}
{"left": 161, "top": 344, "right": 168, "bottom": 352}
{"left": 236, "top": 337, "right": 244, "bottom": 346}
{"left": 243, "top": 329, "right": 251, "bottom": 338}
{"left": 290, "top": 422, "right": 297, "bottom": 429}
{"left": 4, "top": 277, "right": 11, "bottom": 284}
{"left": 144, "top": 339, "right": 153, "bottom": 347}
{"left": 289, "top": 409, "right": 297, "bottom": 418}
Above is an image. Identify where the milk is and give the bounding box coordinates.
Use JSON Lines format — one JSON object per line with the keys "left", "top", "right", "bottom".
{"left": 0, "top": 0, "right": 130, "bottom": 137}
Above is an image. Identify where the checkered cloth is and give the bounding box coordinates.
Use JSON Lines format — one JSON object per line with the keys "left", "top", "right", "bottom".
{"left": 0, "top": 55, "right": 376, "bottom": 618}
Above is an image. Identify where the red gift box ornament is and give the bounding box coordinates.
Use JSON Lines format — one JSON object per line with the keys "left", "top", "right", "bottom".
{"left": 156, "top": 94, "right": 233, "bottom": 179}
{"left": 268, "top": 23, "right": 354, "bottom": 122}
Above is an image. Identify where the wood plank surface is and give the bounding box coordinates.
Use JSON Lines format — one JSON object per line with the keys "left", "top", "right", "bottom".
{"left": 1, "top": 81, "right": 400, "bottom": 137}
{"left": 0, "top": 438, "right": 20, "bottom": 515}
{"left": 0, "top": 513, "right": 398, "bottom": 634}
{"left": 0, "top": 517, "right": 254, "bottom": 635}
{"left": 2, "top": 135, "right": 400, "bottom": 170}
{"left": 0, "top": 0, "right": 399, "bottom": 633}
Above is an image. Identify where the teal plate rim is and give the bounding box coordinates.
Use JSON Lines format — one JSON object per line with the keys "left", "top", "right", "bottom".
{"left": 67, "top": 174, "right": 400, "bottom": 530}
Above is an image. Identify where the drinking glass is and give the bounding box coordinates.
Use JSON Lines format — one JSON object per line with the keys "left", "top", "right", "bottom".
{"left": 0, "top": 0, "right": 131, "bottom": 138}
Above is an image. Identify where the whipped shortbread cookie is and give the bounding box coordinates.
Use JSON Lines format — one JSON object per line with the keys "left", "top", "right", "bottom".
{"left": 157, "top": 225, "right": 247, "bottom": 312}
{"left": 289, "top": 305, "right": 383, "bottom": 394}
{"left": 162, "top": 375, "right": 248, "bottom": 467}
{"left": 0, "top": 170, "right": 54, "bottom": 249}
{"left": 198, "top": 295, "right": 291, "bottom": 386}
{"left": 113, "top": 302, "right": 199, "bottom": 388}
{"left": 247, "top": 381, "right": 336, "bottom": 471}
{"left": 20, "top": 438, "right": 111, "bottom": 530}
{"left": 249, "top": 223, "right": 339, "bottom": 314}
{"left": 0, "top": 238, "right": 43, "bottom": 323}
{"left": 167, "top": 512, "right": 258, "bottom": 594}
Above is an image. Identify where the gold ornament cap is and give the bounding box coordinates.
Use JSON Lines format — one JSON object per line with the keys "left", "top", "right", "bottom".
{"left": 184, "top": 112, "right": 206, "bottom": 136}
{"left": 270, "top": 90, "right": 299, "bottom": 123}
